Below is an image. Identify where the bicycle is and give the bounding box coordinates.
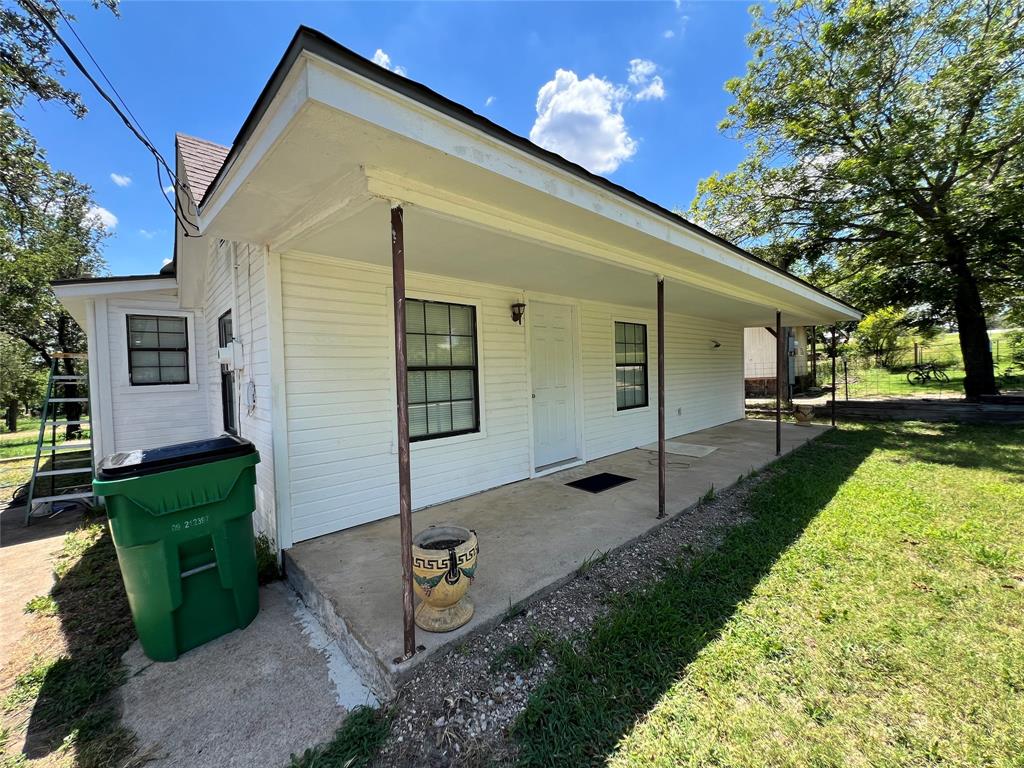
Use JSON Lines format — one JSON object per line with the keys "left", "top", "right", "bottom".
{"left": 906, "top": 362, "right": 951, "bottom": 385}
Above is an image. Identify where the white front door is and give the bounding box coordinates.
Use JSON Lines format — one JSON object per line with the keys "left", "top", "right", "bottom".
{"left": 530, "top": 301, "right": 578, "bottom": 468}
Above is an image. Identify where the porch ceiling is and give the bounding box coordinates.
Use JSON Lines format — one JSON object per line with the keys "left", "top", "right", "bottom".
{"left": 292, "top": 200, "right": 783, "bottom": 324}
{"left": 206, "top": 86, "right": 856, "bottom": 326}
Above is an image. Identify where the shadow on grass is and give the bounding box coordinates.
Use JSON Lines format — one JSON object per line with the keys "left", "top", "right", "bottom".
{"left": 14, "top": 517, "right": 137, "bottom": 767}
{"left": 874, "top": 421, "right": 1024, "bottom": 476}
{"left": 511, "top": 425, "right": 878, "bottom": 767}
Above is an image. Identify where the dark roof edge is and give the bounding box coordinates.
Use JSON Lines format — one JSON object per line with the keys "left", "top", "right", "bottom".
{"left": 200, "top": 25, "right": 860, "bottom": 317}
{"left": 52, "top": 274, "right": 174, "bottom": 287}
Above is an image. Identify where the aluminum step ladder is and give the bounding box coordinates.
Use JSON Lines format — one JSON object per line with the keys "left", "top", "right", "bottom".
{"left": 25, "top": 352, "right": 94, "bottom": 524}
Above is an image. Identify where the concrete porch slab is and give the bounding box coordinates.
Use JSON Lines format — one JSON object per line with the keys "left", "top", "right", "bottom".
{"left": 285, "top": 418, "right": 827, "bottom": 697}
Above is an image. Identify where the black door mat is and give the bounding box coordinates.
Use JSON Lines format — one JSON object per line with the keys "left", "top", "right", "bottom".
{"left": 566, "top": 472, "right": 636, "bottom": 494}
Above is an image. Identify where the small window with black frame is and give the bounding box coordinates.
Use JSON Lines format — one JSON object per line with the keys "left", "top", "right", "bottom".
{"left": 218, "top": 310, "right": 237, "bottom": 434}
{"left": 405, "top": 299, "right": 479, "bottom": 441}
{"left": 614, "top": 321, "right": 648, "bottom": 410}
{"left": 126, "top": 314, "right": 189, "bottom": 385}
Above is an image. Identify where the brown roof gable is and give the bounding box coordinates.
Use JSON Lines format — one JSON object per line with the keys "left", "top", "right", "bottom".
{"left": 176, "top": 133, "right": 229, "bottom": 205}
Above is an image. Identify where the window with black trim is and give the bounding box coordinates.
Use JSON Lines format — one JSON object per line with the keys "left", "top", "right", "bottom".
{"left": 614, "top": 321, "right": 648, "bottom": 410}
{"left": 127, "top": 314, "right": 189, "bottom": 385}
{"left": 405, "top": 299, "right": 479, "bottom": 441}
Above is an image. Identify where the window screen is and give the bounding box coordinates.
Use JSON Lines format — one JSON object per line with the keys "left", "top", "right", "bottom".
{"left": 614, "top": 321, "right": 648, "bottom": 410}
{"left": 405, "top": 299, "right": 479, "bottom": 440}
{"left": 127, "top": 314, "right": 189, "bottom": 385}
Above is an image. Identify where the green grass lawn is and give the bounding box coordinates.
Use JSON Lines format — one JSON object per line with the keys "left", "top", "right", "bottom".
{"left": 513, "top": 422, "right": 1024, "bottom": 767}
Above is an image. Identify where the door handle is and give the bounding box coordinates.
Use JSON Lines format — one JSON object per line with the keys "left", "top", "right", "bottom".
{"left": 532, "top": 393, "right": 536, "bottom": 398}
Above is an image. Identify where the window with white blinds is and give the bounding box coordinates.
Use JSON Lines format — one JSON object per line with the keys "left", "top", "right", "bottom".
{"left": 405, "top": 299, "right": 479, "bottom": 440}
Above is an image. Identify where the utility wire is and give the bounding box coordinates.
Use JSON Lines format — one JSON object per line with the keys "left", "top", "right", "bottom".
{"left": 23, "top": 0, "right": 198, "bottom": 236}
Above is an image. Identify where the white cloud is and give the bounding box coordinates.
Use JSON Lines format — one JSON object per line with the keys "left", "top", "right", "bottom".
{"left": 530, "top": 69, "right": 636, "bottom": 174}
{"left": 485, "top": 95, "right": 496, "bottom": 107}
{"left": 86, "top": 205, "right": 118, "bottom": 231}
{"left": 163, "top": 184, "right": 175, "bottom": 196}
{"left": 161, "top": 257, "right": 172, "bottom": 266}
{"left": 628, "top": 59, "right": 666, "bottom": 101}
{"left": 372, "top": 48, "right": 407, "bottom": 77}
{"left": 139, "top": 228, "right": 159, "bottom": 239}
{"left": 663, "top": 29, "right": 676, "bottom": 39}
{"left": 110, "top": 173, "right": 132, "bottom": 187}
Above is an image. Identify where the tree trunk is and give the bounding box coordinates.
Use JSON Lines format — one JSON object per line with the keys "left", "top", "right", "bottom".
{"left": 946, "top": 242, "right": 996, "bottom": 399}
{"left": 4, "top": 401, "right": 17, "bottom": 433}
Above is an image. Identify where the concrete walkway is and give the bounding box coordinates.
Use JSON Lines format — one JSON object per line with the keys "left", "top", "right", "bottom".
{"left": 287, "top": 418, "right": 828, "bottom": 697}
{"left": 0, "top": 502, "right": 82, "bottom": 667}
{"left": 119, "top": 582, "right": 376, "bottom": 768}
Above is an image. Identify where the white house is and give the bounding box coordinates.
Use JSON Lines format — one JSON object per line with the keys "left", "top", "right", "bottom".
{"left": 54, "top": 27, "right": 859, "bottom": 560}
{"left": 743, "top": 326, "right": 812, "bottom": 398}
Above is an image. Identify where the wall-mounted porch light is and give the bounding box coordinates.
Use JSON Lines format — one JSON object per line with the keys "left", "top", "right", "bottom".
{"left": 511, "top": 302, "right": 526, "bottom": 325}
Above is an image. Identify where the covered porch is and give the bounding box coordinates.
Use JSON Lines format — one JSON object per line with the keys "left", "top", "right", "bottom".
{"left": 285, "top": 418, "right": 828, "bottom": 697}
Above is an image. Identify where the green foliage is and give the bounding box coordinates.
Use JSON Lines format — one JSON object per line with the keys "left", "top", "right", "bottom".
{"left": 23, "top": 594, "right": 57, "bottom": 616}
{"left": 853, "top": 307, "right": 912, "bottom": 369}
{"left": 1, "top": 0, "right": 119, "bottom": 117}
{"left": 255, "top": 532, "right": 282, "bottom": 585}
{"left": 0, "top": 334, "right": 45, "bottom": 432}
{"left": 691, "top": 0, "right": 1024, "bottom": 396}
{"left": 288, "top": 706, "right": 390, "bottom": 768}
{"left": 576, "top": 548, "right": 609, "bottom": 577}
{"left": 1007, "top": 330, "right": 1024, "bottom": 365}
{"left": 491, "top": 630, "right": 555, "bottom": 672}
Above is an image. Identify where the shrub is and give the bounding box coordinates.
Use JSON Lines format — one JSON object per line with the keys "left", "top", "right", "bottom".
{"left": 254, "top": 532, "right": 281, "bottom": 585}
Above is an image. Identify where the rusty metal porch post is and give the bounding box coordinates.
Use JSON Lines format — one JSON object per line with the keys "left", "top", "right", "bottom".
{"left": 391, "top": 204, "right": 416, "bottom": 662}
{"left": 657, "top": 276, "right": 666, "bottom": 519}
{"left": 775, "top": 310, "right": 783, "bottom": 456}
{"left": 831, "top": 324, "right": 838, "bottom": 428}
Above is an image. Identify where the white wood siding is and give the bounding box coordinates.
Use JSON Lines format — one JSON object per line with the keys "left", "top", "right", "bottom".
{"left": 280, "top": 254, "right": 529, "bottom": 542}
{"left": 105, "top": 294, "right": 209, "bottom": 453}
{"left": 280, "top": 253, "right": 743, "bottom": 544}
{"left": 203, "top": 240, "right": 277, "bottom": 538}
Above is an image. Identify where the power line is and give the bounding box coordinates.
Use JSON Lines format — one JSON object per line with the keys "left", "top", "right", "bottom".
{"left": 22, "top": 0, "right": 198, "bottom": 237}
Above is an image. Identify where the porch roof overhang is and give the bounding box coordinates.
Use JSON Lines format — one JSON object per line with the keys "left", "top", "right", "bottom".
{"left": 195, "top": 27, "right": 860, "bottom": 327}
{"left": 52, "top": 275, "right": 178, "bottom": 328}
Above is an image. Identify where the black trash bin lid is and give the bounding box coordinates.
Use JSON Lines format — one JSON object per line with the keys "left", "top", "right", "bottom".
{"left": 96, "top": 435, "right": 256, "bottom": 480}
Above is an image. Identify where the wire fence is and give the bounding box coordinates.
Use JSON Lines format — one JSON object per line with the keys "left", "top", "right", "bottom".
{"left": 747, "top": 340, "right": 1024, "bottom": 403}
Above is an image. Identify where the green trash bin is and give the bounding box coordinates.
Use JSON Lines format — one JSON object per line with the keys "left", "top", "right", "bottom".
{"left": 94, "top": 435, "right": 261, "bottom": 662}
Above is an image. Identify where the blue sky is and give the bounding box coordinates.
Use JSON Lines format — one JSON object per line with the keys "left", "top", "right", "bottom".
{"left": 21, "top": 1, "right": 758, "bottom": 275}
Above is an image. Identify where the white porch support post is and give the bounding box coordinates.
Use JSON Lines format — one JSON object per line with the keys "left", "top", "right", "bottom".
{"left": 657, "top": 276, "right": 666, "bottom": 519}
{"left": 391, "top": 203, "right": 418, "bottom": 663}
{"left": 775, "top": 310, "right": 783, "bottom": 456}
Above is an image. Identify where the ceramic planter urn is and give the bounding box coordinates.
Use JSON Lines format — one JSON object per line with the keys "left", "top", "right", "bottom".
{"left": 794, "top": 404, "right": 815, "bottom": 425}
{"left": 412, "top": 524, "right": 478, "bottom": 632}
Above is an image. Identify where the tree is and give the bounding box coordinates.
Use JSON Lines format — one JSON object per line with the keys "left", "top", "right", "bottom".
{"left": 0, "top": 124, "right": 107, "bottom": 436}
{"left": 853, "top": 307, "right": 912, "bottom": 369}
{"left": 1, "top": 0, "right": 117, "bottom": 435}
{"left": 1, "top": 0, "right": 119, "bottom": 116}
{"left": 0, "top": 333, "right": 45, "bottom": 432}
{"left": 691, "top": 0, "right": 1024, "bottom": 399}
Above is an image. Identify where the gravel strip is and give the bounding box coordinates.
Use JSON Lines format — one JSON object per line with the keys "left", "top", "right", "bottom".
{"left": 373, "top": 469, "right": 774, "bottom": 767}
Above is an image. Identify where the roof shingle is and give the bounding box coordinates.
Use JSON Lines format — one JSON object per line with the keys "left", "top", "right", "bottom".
{"left": 176, "top": 133, "right": 229, "bottom": 205}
